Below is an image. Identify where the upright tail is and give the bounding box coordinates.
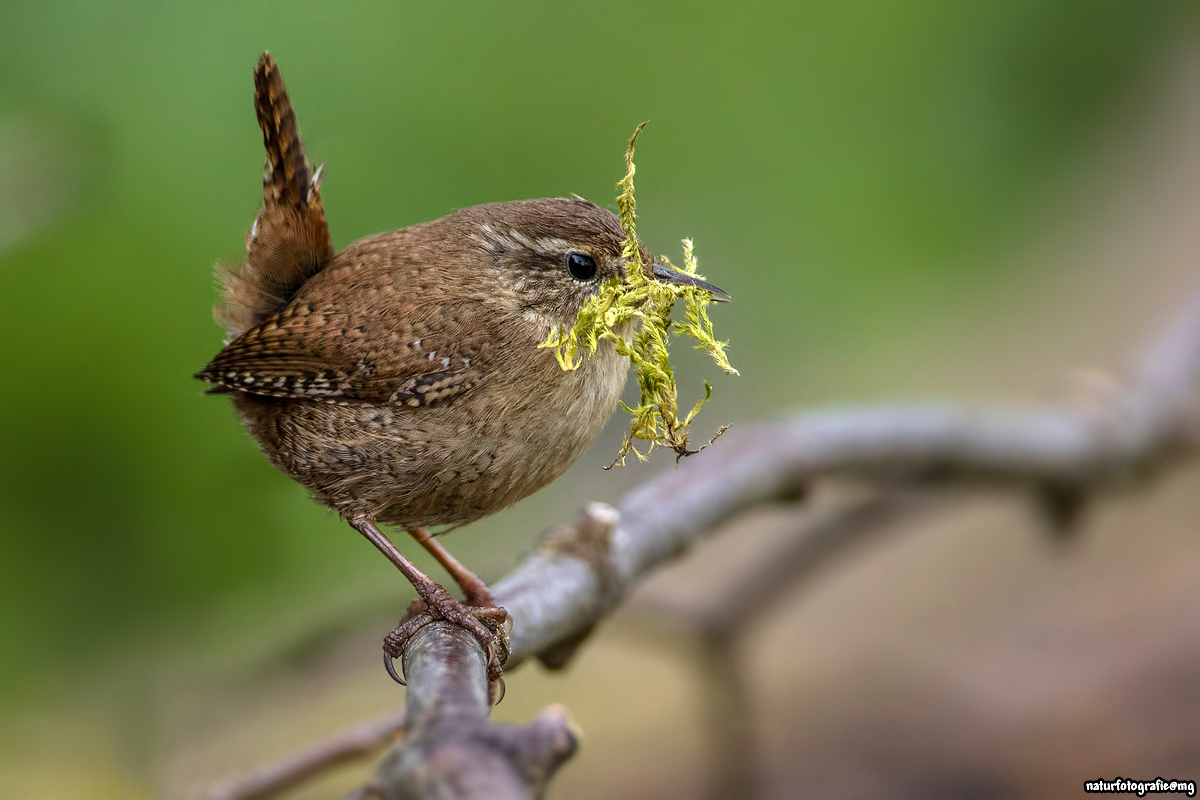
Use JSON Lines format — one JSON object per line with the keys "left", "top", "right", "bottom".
{"left": 216, "top": 52, "right": 336, "bottom": 339}
{"left": 254, "top": 52, "right": 313, "bottom": 210}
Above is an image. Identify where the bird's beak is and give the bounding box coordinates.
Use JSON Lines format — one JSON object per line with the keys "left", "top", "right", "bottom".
{"left": 650, "top": 262, "right": 731, "bottom": 302}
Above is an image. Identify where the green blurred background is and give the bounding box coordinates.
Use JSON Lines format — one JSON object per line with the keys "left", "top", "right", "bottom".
{"left": 2, "top": 1, "right": 1197, "bottom": 796}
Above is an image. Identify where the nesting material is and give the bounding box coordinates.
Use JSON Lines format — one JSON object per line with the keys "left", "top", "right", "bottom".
{"left": 541, "top": 124, "right": 738, "bottom": 466}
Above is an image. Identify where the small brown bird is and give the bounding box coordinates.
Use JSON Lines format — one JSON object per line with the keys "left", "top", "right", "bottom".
{"left": 197, "top": 53, "right": 726, "bottom": 688}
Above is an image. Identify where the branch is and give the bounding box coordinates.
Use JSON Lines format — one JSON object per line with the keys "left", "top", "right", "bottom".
{"left": 349, "top": 622, "right": 578, "bottom": 800}
{"left": 206, "top": 710, "right": 405, "bottom": 800}
{"left": 346, "top": 286, "right": 1200, "bottom": 798}
{"left": 621, "top": 490, "right": 937, "bottom": 799}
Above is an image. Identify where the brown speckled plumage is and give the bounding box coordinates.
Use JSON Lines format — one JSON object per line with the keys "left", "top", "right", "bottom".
{"left": 199, "top": 56, "right": 648, "bottom": 531}
{"left": 200, "top": 198, "right": 642, "bottom": 529}
{"left": 197, "top": 53, "right": 679, "bottom": 688}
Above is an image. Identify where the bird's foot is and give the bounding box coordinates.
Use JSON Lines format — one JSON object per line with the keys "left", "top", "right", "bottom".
{"left": 383, "top": 583, "right": 510, "bottom": 703}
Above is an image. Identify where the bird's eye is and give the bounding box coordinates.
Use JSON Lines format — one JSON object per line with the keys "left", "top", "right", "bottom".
{"left": 566, "top": 252, "right": 598, "bottom": 281}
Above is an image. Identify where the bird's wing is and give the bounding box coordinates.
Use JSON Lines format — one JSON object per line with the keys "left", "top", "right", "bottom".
{"left": 196, "top": 298, "right": 484, "bottom": 407}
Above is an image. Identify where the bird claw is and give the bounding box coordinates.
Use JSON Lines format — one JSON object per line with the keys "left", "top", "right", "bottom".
{"left": 489, "top": 674, "right": 507, "bottom": 705}
{"left": 381, "top": 587, "right": 510, "bottom": 702}
{"left": 383, "top": 650, "right": 405, "bottom": 685}
{"left": 383, "top": 609, "right": 437, "bottom": 685}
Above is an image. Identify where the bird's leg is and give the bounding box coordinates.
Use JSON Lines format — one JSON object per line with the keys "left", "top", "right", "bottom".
{"left": 406, "top": 527, "right": 510, "bottom": 694}
{"left": 349, "top": 518, "right": 507, "bottom": 698}
{"left": 407, "top": 527, "right": 500, "bottom": 609}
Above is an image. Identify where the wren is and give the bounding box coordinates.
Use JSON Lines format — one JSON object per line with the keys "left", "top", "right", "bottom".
{"left": 197, "top": 53, "right": 726, "bottom": 690}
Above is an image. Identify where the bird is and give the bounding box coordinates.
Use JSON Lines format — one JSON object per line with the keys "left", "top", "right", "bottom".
{"left": 196, "top": 52, "right": 727, "bottom": 692}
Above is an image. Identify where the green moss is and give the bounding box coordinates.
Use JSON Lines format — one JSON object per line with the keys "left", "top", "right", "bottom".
{"left": 540, "top": 124, "right": 738, "bottom": 466}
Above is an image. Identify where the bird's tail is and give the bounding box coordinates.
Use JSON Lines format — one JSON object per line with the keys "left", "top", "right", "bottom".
{"left": 254, "top": 51, "right": 313, "bottom": 210}
{"left": 216, "top": 52, "right": 335, "bottom": 339}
